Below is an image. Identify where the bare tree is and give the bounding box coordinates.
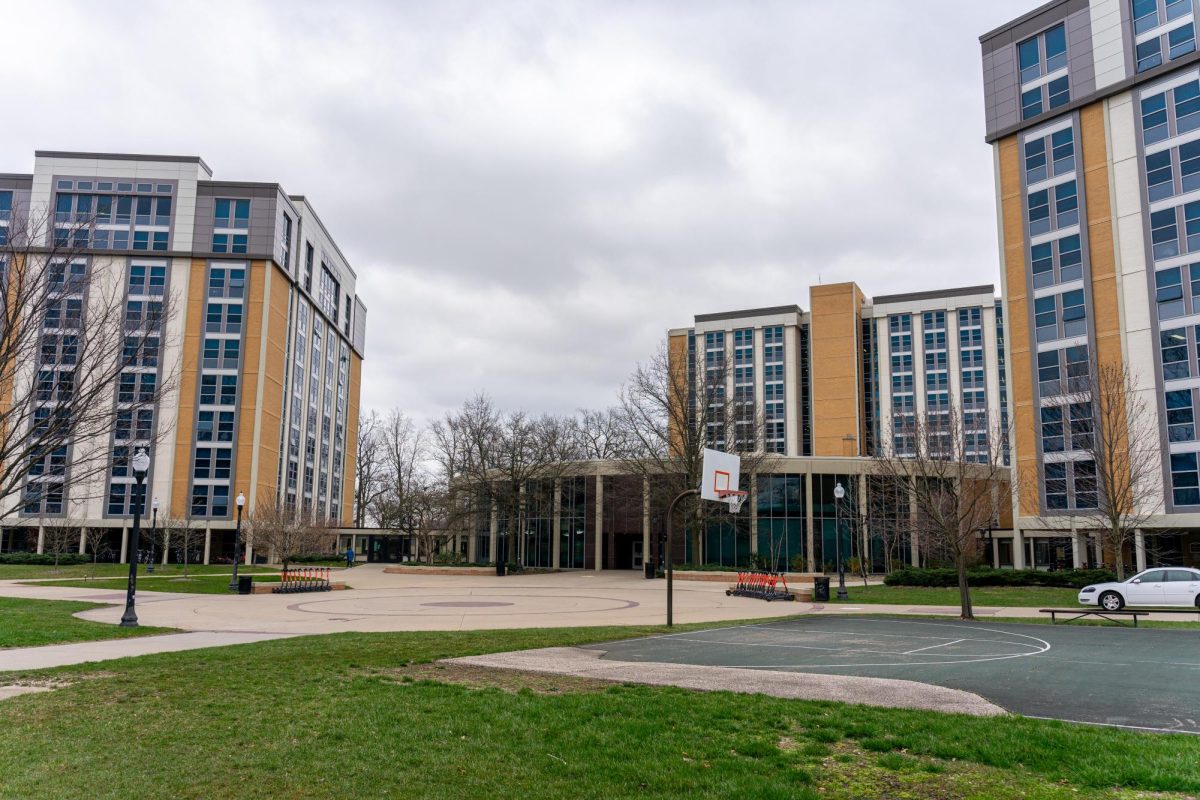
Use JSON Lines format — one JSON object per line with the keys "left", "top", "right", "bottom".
{"left": 39, "top": 516, "right": 80, "bottom": 572}
{"left": 570, "top": 408, "right": 630, "bottom": 460}
{"left": 247, "top": 499, "right": 336, "bottom": 573}
{"left": 353, "top": 410, "right": 387, "bottom": 528}
{"left": 1021, "top": 360, "right": 1162, "bottom": 578}
{"left": 82, "top": 527, "right": 112, "bottom": 577}
{"left": 616, "top": 342, "right": 773, "bottom": 565}
{"left": 871, "top": 410, "right": 1009, "bottom": 620}
{"left": 162, "top": 514, "right": 204, "bottom": 578}
{"left": 430, "top": 394, "right": 573, "bottom": 568}
{"left": 0, "top": 204, "right": 177, "bottom": 520}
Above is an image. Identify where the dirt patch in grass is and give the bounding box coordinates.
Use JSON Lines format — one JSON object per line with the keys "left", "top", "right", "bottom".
{"left": 376, "top": 662, "right": 615, "bottom": 695}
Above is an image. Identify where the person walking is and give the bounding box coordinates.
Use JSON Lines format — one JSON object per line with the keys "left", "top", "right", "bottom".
{"left": 345, "top": 545, "right": 355, "bottom": 568}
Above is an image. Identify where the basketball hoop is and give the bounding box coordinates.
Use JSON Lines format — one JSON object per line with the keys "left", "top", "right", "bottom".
{"left": 716, "top": 489, "right": 748, "bottom": 514}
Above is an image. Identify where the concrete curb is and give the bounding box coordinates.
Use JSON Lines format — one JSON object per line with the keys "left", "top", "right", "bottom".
{"left": 444, "top": 646, "right": 1007, "bottom": 717}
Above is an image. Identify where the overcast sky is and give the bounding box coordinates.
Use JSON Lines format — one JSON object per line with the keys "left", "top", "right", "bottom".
{"left": 6, "top": 0, "right": 1034, "bottom": 424}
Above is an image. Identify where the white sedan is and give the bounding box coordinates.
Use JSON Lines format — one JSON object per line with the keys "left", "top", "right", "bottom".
{"left": 1078, "top": 567, "right": 1200, "bottom": 610}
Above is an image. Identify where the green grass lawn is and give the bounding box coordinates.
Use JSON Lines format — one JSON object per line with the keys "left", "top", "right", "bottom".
{"left": 0, "top": 563, "right": 281, "bottom": 581}
{"left": 0, "top": 597, "right": 173, "bottom": 648}
{"left": 0, "top": 627, "right": 1197, "bottom": 799}
{"left": 29, "top": 573, "right": 287, "bottom": 595}
{"left": 829, "top": 583, "right": 1081, "bottom": 608}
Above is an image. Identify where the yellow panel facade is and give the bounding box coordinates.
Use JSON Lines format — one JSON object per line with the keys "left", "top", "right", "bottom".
{"left": 234, "top": 260, "right": 268, "bottom": 510}
{"left": 170, "top": 259, "right": 209, "bottom": 518}
{"left": 809, "top": 282, "right": 864, "bottom": 456}
{"left": 341, "top": 352, "right": 363, "bottom": 526}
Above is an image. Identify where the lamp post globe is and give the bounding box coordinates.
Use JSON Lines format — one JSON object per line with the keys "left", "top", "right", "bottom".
{"left": 120, "top": 448, "right": 151, "bottom": 627}
{"left": 148, "top": 496, "right": 160, "bottom": 573}
{"left": 833, "top": 481, "right": 848, "bottom": 601}
{"left": 229, "top": 492, "right": 247, "bottom": 592}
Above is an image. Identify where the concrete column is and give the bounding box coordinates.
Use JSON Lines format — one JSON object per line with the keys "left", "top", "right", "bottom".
{"left": 748, "top": 473, "right": 758, "bottom": 556}
{"left": 78, "top": 529, "right": 86, "bottom": 555}
{"left": 804, "top": 470, "right": 815, "bottom": 572}
{"left": 641, "top": 478, "right": 651, "bottom": 570}
{"left": 467, "top": 520, "right": 477, "bottom": 564}
{"left": 1072, "top": 531, "right": 1085, "bottom": 569}
{"left": 1012, "top": 526, "right": 1026, "bottom": 569}
{"left": 552, "top": 479, "right": 562, "bottom": 569}
{"left": 856, "top": 474, "right": 868, "bottom": 570}
{"left": 991, "top": 537, "right": 1000, "bottom": 568}
{"left": 203, "top": 528, "right": 212, "bottom": 565}
{"left": 489, "top": 502, "right": 499, "bottom": 565}
{"left": 594, "top": 474, "right": 604, "bottom": 572}
{"left": 245, "top": 532, "right": 254, "bottom": 566}
{"left": 36, "top": 525, "right": 45, "bottom": 555}
{"left": 119, "top": 527, "right": 129, "bottom": 564}
{"left": 162, "top": 532, "right": 170, "bottom": 565}
{"left": 1135, "top": 529, "right": 1147, "bottom": 573}
{"left": 1092, "top": 535, "right": 1103, "bottom": 569}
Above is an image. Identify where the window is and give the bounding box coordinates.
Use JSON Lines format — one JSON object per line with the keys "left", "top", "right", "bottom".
{"left": 1158, "top": 267, "right": 1186, "bottom": 317}
{"left": 1069, "top": 402, "right": 1094, "bottom": 449}
{"left": 1168, "top": 389, "right": 1196, "bottom": 441}
{"left": 1032, "top": 242, "right": 1054, "bottom": 287}
{"left": 1019, "top": 35, "right": 1041, "bottom": 83}
{"left": 208, "top": 268, "right": 246, "bottom": 299}
{"left": 304, "top": 243, "right": 314, "bottom": 292}
{"left": 1178, "top": 80, "right": 1200, "bottom": 134}
{"left": 1162, "top": 328, "right": 1190, "bottom": 379}
{"left": 1051, "top": 128, "right": 1075, "bottom": 174}
{"left": 1170, "top": 22, "right": 1197, "bottom": 59}
{"left": 1039, "top": 350, "right": 1062, "bottom": 394}
{"left": 1045, "top": 462, "right": 1068, "bottom": 509}
{"left": 281, "top": 213, "right": 292, "bottom": 270}
{"left": 1135, "top": 0, "right": 1160, "bottom": 33}
{"left": 1025, "top": 137, "right": 1048, "bottom": 183}
{"left": 1182, "top": 139, "right": 1200, "bottom": 192}
{"left": 1061, "top": 289, "right": 1086, "bottom": 336}
{"left": 1170, "top": 451, "right": 1200, "bottom": 505}
{"left": 1041, "top": 406, "right": 1064, "bottom": 452}
{"left": 1147, "top": 150, "right": 1174, "bottom": 201}
{"left": 1143, "top": 92, "right": 1169, "bottom": 144}
{"left": 1035, "top": 295, "right": 1058, "bottom": 341}
{"left": 1058, "top": 234, "right": 1082, "bottom": 282}
{"left": 214, "top": 198, "right": 250, "bottom": 229}
{"left": 1151, "top": 207, "right": 1179, "bottom": 259}
{"left": 1018, "top": 24, "right": 1069, "bottom": 119}
{"left": 0, "top": 190, "right": 11, "bottom": 222}
{"left": 1028, "top": 189, "right": 1050, "bottom": 234}
{"left": 1022, "top": 88, "right": 1043, "bottom": 120}
{"left": 1048, "top": 76, "right": 1070, "bottom": 110}
{"left": 1054, "top": 180, "right": 1078, "bottom": 227}
{"left": 1138, "top": 37, "right": 1165, "bottom": 72}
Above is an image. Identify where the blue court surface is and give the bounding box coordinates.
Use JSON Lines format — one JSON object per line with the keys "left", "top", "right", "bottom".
{"left": 583, "top": 616, "right": 1200, "bottom": 734}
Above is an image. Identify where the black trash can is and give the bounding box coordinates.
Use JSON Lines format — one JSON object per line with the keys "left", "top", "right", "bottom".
{"left": 812, "top": 576, "right": 830, "bottom": 602}
{"left": 495, "top": 561, "right": 506, "bottom": 577}
{"left": 238, "top": 575, "right": 253, "bottom": 595}
{"left": 644, "top": 561, "right": 655, "bottom": 579}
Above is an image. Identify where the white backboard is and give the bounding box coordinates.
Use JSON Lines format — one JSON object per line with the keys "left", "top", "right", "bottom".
{"left": 700, "top": 448, "right": 741, "bottom": 501}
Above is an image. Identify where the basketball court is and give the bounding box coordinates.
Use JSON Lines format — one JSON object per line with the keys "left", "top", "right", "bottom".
{"left": 582, "top": 616, "right": 1200, "bottom": 733}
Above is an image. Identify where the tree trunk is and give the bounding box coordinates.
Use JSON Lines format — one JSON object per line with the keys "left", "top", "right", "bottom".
{"left": 1111, "top": 525, "right": 1125, "bottom": 580}
{"left": 956, "top": 554, "right": 974, "bottom": 621}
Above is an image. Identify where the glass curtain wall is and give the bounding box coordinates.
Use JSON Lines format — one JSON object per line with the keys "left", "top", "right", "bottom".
{"left": 559, "top": 476, "right": 588, "bottom": 569}
{"left": 813, "top": 474, "right": 855, "bottom": 573}
{"left": 756, "top": 474, "right": 805, "bottom": 571}
{"left": 523, "top": 479, "right": 554, "bottom": 569}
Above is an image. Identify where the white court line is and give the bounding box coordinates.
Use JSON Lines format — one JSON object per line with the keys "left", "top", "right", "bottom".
{"left": 903, "top": 639, "right": 965, "bottom": 655}
{"left": 663, "top": 634, "right": 1031, "bottom": 660}
{"left": 1023, "top": 715, "right": 1200, "bottom": 736}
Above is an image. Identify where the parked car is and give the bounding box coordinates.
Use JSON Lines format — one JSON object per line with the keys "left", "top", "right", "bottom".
{"left": 1077, "top": 567, "right": 1200, "bottom": 610}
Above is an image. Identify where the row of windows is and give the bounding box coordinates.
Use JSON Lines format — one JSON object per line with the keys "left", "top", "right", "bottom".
{"left": 1135, "top": 0, "right": 1194, "bottom": 35}
{"left": 1034, "top": 289, "right": 1087, "bottom": 342}
{"left": 1146, "top": 139, "right": 1200, "bottom": 202}
{"left": 1045, "top": 459, "right": 1098, "bottom": 509}
{"left": 1018, "top": 22, "right": 1067, "bottom": 85}
{"left": 55, "top": 193, "right": 172, "bottom": 227}
{"left": 1155, "top": 262, "right": 1200, "bottom": 318}
{"left": 1031, "top": 233, "right": 1083, "bottom": 289}
{"left": 1038, "top": 345, "right": 1090, "bottom": 397}
{"left": 1142, "top": 78, "right": 1200, "bottom": 145}
{"left": 1041, "top": 402, "right": 1094, "bottom": 453}
{"left": 1028, "top": 180, "right": 1078, "bottom": 236}
{"left": 1025, "top": 128, "right": 1075, "bottom": 185}
{"left": 128, "top": 265, "right": 166, "bottom": 297}
{"left": 54, "top": 227, "right": 168, "bottom": 251}
{"left": 1136, "top": 21, "right": 1196, "bottom": 73}
{"left": 1171, "top": 450, "right": 1200, "bottom": 504}
{"left": 1150, "top": 200, "right": 1200, "bottom": 260}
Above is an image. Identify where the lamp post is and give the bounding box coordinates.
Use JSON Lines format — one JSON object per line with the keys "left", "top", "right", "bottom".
{"left": 228, "top": 492, "right": 247, "bottom": 592}
{"left": 664, "top": 488, "right": 698, "bottom": 627}
{"left": 834, "top": 482, "right": 848, "bottom": 601}
{"left": 119, "top": 448, "right": 151, "bottom": 627}
{"left": 147, "top": 497, "right": 159, "bottom": 573}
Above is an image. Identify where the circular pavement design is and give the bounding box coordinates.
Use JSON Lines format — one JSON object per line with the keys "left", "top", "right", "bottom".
{"left": 285, "top": 590, "right": 640, "bottom": 617}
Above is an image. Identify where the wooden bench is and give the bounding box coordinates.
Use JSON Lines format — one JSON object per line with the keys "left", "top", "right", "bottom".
{"left": 1039, "top": 608, "right": 1147, "bottom": 627}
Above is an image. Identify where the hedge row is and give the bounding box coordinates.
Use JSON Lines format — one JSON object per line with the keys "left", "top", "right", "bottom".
{"left": 0, "top": 552, "right": 90, "bottom": 566}
{"left": 883, "top": 566, "right": 1117, "bottom": 588}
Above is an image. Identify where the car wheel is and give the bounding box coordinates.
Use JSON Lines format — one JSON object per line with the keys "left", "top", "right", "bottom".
{"left": 1099, "top": 591, "right": 1124, "bottom": 611}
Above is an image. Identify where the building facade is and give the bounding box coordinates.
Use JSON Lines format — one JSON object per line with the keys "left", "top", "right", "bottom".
{"left": 0, "top": 151, "right": 365, "bottom": 564}
{"left": 983, "top": 0, "right": 1200, "bottom": 570}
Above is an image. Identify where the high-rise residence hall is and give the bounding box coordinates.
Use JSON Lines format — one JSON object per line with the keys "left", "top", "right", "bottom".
{"left": 0, "top": 151, "right": 365, "bottom": 564}
{"left": 982, "top": 0, "right": 1200, "bottom": 569}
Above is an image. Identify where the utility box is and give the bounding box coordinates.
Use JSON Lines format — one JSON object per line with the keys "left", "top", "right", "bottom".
{"left": 238, "top": 575, "right": 252, "bottom": 595}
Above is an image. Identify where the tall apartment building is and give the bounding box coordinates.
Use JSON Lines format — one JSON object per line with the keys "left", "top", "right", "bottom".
{"left": 668, "top": 283, "right": 1008, "bottom": 463}
{"left": 983, "top": 0, "right": 1200, "bottom": 570}
{"left": 0, "top": 151, "right": 365, "bottom": 564}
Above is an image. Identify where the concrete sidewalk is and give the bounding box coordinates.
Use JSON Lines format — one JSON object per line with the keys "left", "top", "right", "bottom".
{"left": 0, "top": 632, "right": 296, "bottom": 672}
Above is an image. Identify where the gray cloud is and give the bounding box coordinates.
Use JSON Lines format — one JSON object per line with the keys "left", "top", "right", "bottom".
{"left": 3, "top": 0, "right": 1035, "bottom": 423}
